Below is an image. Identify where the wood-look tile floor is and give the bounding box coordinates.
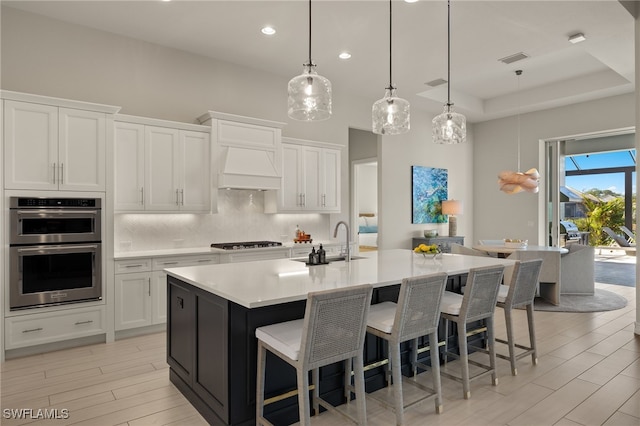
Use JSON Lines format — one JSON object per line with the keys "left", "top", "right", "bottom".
{"left": 1, "top": 283, "right": 638, "bottom": 425}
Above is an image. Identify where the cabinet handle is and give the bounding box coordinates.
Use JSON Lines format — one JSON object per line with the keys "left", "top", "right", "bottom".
{"left": 302, "top": 193, "right": 306, "bottom": 207}
{"left": 148, "top": 279, "right": 151, "bottom": 297}
{"left": 22, "top": 327, "right": 43, "bottom": 333}
{"left": 298, "top": 193, "right": 302, "bottom": 206}
{"left": 161, "top": 261, "right": 178, "bottom": 265}
{"left": 140, "top": 187, "right": 144, "bottom": 205}
{"left": 177, "top": 296, "right": 184, "bottom": 309}
{"left": 197, "top": 259, "right": 212, "bottom": 263}
{"left": 74, "top": 320, "right": 93, "bottom": 326}
{"left": 180, "top": 189, "right": 185, "bottom": 205}
{"left": 60, "top": 163, "right": 64, "bottom": 184}
{"left": 52, "top": 163, "right": 57, "bottom": 184}
{"left": 124, "top": 264, "right": 144, "bottom": 268}
{"left": 322, "top": 194, "right": 326, "bottom": 207}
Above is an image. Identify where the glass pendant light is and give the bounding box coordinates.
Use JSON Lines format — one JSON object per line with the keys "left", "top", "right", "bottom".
{"left": 288, "top": 0, "right": 332, "bottom": 121}
{"left": 433, "top": 0, "right": 466, "bottom": 144}
{"left": 372, "top": 0, "right": 410, "bottom": 135}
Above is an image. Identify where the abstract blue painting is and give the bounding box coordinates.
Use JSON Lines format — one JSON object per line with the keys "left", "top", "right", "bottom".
{"left": 412, "top": 166, "right": 448, "bottom": 224}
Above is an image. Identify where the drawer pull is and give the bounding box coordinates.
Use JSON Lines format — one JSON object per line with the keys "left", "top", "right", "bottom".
{"left": 124, "top": 264, "right": 144, "bottom": 268}
{"left": 22, "top": 327, "right": 43, "bottom": 333}
{"left": 74, "top": 320, "right": 94, "bottom": 326}
{"left": 161, "top": 262, "right": 179, "bottom": 265}
{"left": 197, "top": 259, "right": 212, "bottom": 263}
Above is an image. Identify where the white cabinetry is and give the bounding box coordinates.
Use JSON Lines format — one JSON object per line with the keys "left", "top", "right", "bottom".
{"left": 3, "top": 94, "right": 118, "bottom": 191}
{"left": 5, "top": 306, "right": 106, "bottom": 350}
{"left": 265, "top": 138, "right": 342, "bottom": 213}
{"left": 114, "top": 115, "right": 212, "bottom": 212}
{"left": 114, "top": 254, "right": 219, "bottom": 331}
{"left": 217, "top": 247, "right": 291, "bottom": 264}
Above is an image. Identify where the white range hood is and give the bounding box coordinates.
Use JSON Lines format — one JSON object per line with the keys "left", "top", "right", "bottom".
{"left": 198, "top": 111, "right": 286, "bottom": 191}
{"left": 218, "top": 145, "right": 281, "bottom": 190}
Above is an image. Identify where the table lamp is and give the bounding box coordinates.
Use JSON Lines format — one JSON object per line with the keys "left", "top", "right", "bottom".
{"left": 442, "top": 200, "right": 463, "bottom": 237}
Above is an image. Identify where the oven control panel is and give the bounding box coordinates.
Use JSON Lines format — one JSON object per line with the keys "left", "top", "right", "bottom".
{"left": 11, "top": 197, "right": 100, "bottom": 208}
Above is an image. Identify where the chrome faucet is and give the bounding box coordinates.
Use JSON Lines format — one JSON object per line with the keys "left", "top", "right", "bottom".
{"left": 333, "top": 221, "right": 350, "bottom": 262}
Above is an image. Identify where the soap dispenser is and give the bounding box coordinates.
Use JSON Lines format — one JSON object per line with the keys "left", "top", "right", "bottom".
{"left": 308, "top": 247, "right": 318, "bottom": 264}
{"left": 317, "top": 244, "right": 326, "bottom": 264}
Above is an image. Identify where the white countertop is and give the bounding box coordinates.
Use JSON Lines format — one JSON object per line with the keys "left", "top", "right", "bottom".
{"left": 472, "top": 244, "right": 569, "bottom": 255}
{"left": 165, "top": 249, "right": 516, "bottom": 309}
{"left": 113, "top": 240, "right": 345, "bottom": 260}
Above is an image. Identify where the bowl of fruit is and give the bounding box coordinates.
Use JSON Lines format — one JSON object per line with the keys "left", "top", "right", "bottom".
{"left": 413, "top": 243, "right": 441, "bottom": 259}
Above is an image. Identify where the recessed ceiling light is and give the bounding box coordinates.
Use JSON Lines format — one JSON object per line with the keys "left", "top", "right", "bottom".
{"left": 568, "top": 33, "right": 586, "bottom": 44}
{"left": 338, "top": 52, "right": 352, "bottom": 60}
{"left": 261, "top": 26, "right": 276, "bottom": 36}
{"left": 405, "top": 0, "right": 419, "bottom": 3}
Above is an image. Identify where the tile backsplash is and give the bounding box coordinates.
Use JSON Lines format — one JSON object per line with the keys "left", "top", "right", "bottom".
{"left": 114, "top": 189, "right": 330, "bottom": 251}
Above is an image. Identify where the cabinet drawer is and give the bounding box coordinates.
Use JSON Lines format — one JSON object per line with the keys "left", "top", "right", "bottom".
{"left": 115, "top": 258, "right": 152, "bottom": 273}
{"left": 152, "top": 254, "right": 219, "bottom": 270}
{"left": 5, "top": 306, "right": 105, "bottom": 349}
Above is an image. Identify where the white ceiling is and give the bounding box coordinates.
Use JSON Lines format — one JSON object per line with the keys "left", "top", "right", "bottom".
{"left": 4, "top": 0, "right": 635, "bottom": 123}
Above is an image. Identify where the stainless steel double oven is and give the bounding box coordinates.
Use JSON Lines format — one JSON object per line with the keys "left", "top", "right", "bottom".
{"left": 9, "top": 197, "right": 102, "bottom": 310}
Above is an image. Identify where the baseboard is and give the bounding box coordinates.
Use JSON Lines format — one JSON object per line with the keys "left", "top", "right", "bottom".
{"left": 5, "top": 334, "right": 106, "bottom": 359}
{"left": 115, "top": 323, "right": 166, "bottom": 340}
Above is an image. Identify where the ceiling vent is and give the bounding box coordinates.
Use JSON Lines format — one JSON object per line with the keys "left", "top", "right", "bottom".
{"left": 498, "top": 52, "right": 529, "bottom": 65}
{"left": 425, "top": 78, "right": 448, "bottom": 87}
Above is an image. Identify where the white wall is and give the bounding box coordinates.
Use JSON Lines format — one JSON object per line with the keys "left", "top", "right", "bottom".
{"left": 2, "top": 6, "right": 634, "bottom": 253}
{"left": 379, "top": 116, "right": 475, "bottom": 249}
{"left": 474, "top": 93, "right": 635, "bottom": 245}
{"left": 1, "top": 6, "right": 475, "bottom": 250}
{"left": 358, "top": 164, "right": 377, "bottom": 214}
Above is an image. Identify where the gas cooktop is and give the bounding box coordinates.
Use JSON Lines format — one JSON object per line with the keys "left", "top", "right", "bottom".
{"left": 210, "top": 241, "right": 283, "bottom": 250}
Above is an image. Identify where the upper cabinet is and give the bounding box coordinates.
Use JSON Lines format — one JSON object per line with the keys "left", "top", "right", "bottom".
{"left": 114, "top": 115, "right": 212, "bottom": 213}
{"left": 197, "top": 111, "right": 286, "bottom": 191}
{"left": 3, "top": 92, "right": 119, "bottom": 192}
{"left": 265, "top": 137, "right": 342, "bottom": 213}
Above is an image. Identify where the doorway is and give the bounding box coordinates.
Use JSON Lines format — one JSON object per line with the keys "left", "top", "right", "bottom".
{"left": 353, "top": 159, "right": 378, "bottom": 252}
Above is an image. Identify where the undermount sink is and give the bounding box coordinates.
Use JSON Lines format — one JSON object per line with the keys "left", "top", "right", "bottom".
{"left": 291, "top": 255, "right": 367, "bottom": 263}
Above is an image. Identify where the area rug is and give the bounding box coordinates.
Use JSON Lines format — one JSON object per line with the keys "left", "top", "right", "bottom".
{"left": 533, "top": 288, "right": 627, "bottom": 312}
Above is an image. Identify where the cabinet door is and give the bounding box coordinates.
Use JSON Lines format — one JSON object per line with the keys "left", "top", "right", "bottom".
{"left": 179, "top": 130, "right": 211, "bottom": 212}
{"left": 280, "top": 144, "right": 303, "bottom": 210}
{"left": 320, "top": 148, "right": 341, "bottom": 212}
{"left": 145, "top": 126, "right": 181, "bottom": 211}
{"left": 301, "top": 146, "right": 322, "bottom": 210}
{"left": 151, "top": 271, "right": 168, "bottom": 324}
{"left": 58, "top": 108, "right": 106, "bottom": 191}
{"left": 4, "top": 100, "right": 58, "bottom": 190}
{"left": 114, "top": 272, "right": 152, "bottom": 330}
{"left": 114, "top": 122, "right": 145, "bottom": 211}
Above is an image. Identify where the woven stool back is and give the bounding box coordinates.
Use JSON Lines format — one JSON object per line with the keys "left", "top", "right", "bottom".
{"left": 300, "top": 284, "right": 373, "bottom": 370}
{"left": 394, "top": 273, "right": 448, "bottom": 342}
{"left": 460, "top": 265, "right": 505, "bottom": 322}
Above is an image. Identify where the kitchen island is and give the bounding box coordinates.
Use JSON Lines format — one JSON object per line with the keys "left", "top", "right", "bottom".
{"left": 165, "top": 249, "right": 515, "bottom": 425}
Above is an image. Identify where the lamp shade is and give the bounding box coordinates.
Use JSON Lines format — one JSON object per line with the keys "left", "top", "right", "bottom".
{"left": 442, "top": 200, "right": 463, "bottom": 215}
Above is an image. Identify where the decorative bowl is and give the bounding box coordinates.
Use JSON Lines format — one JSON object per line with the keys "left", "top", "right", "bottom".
{"left": 424, "top": 229, "right": 438, "bottom": 238}
{"left": 504, "top": 239, "right": 528, "bottom": 249}
{"left": 415, "top": 251, "right": 441, "bottom": 259}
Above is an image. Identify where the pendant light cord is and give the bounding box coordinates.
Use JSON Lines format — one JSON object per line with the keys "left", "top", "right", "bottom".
{"left": 516, "top": 69, "right": 522, "bottom": 172}
{"left": 308, "top": 0, "right": 312, "bottom": 65}
{"left": 446, "top": 0, "right": 451, "bottom": 107}
{"left": 388, "top": 0, "right": 393, "bottom": 90}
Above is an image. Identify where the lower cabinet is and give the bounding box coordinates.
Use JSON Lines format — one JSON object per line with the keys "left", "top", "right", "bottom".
{"left": 5, "top": 305, "right": 106, "bottom": 350}
{"left": 114, "top": 253, "right": 219, "bottom": 331}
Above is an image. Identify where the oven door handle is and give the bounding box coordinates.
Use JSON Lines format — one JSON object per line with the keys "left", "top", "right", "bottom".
{"left": 16, "top": 244, "right": 99, "bottom": 254}
{"left": 16, "top": 210, "right": 98, "bottom": 216}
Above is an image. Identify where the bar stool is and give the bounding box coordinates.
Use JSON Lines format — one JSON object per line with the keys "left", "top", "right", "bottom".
{"left": 440, "top": 265, "right": 505, "bottom": 399}
{"left": 496, "top": 259, "right": 543, "bottom": 375}
{"left": 255, "top": 284, "right": 373, "bottom": 426}
{"left": 365, "top": 273, "right": 448, "bottom": 425}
